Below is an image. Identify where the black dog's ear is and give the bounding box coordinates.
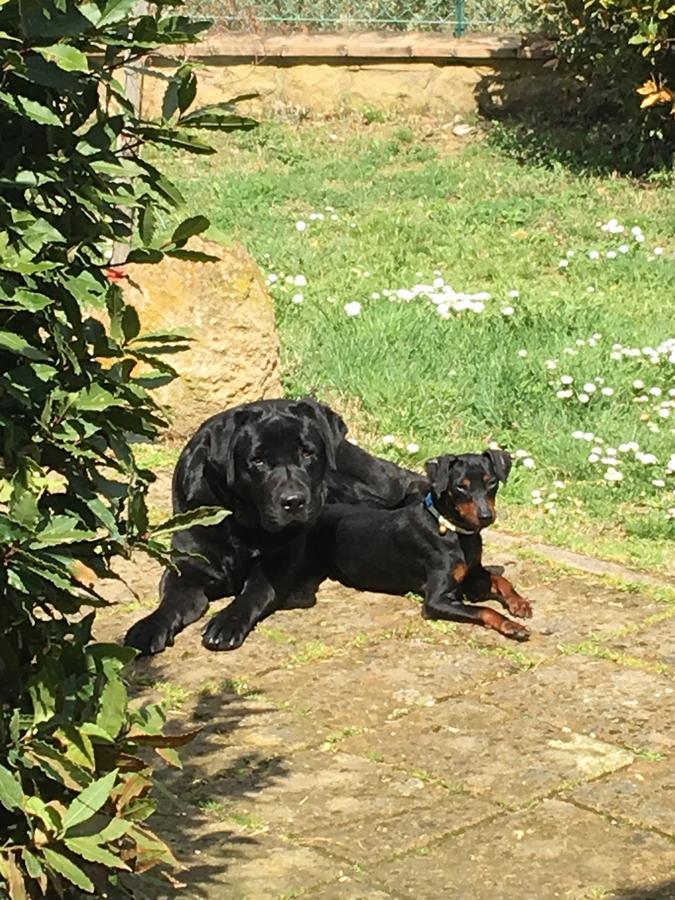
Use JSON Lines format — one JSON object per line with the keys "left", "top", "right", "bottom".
{"left": 425, "top": 455, "right": 456, "bottom": 495}
{"left": 293, "top": 398, "right": 347, "bottom": 470}
{"left": 483, "top": 449, "right": 512, "bottom": 483}
{"left": 211, "top": 410, "right": 246, "bottom": 486}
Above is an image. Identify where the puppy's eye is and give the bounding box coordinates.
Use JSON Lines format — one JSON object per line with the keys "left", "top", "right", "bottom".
{"left": 453, "top": 485, "right": 469, "bottom": 496}
{"left": 302, "top": 448, "right": 316, "bottom": 460}
{"left": 487, "top": 479, "right": 498, "bottom": 490}
{"left": 251, "top": 457, "right": 265, "bottom": 469}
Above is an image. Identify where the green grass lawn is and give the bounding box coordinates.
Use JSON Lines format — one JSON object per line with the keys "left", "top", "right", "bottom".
{"left": 152, "top": 120, "right": 675, "bottom": 576}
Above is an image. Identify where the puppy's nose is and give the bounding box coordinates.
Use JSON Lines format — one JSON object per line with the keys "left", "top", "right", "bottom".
{"left": 478, "top": 511, "right": 494, "bottom": 526}
{"left": 281, "top": 493, "right": 306, "bottom": 513}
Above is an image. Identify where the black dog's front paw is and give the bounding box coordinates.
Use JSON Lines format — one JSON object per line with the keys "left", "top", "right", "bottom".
{"left": 125, "top": 613, "right": 176, "bottom": 656}
{"left": 202, "top": 610, "right": 252, "bottom": 651}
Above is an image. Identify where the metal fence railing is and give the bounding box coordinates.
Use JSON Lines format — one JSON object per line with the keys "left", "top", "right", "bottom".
{"left": 184, "top": 0, "right": 528, "bottom": 36}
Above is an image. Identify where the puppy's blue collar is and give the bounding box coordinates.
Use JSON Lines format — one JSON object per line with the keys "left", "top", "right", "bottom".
{"left": 423, "top": 492, "right": 474, "bottom": 535}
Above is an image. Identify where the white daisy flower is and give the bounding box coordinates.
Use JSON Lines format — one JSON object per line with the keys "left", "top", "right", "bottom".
{"left": 344, "top": 301, "right": 362, "bottom": 317}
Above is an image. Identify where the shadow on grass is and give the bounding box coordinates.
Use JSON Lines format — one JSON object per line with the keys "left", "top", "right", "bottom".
{"left": 124, "top": 657, "right": 290, "bottom": 898}
{"left": 475, "top": 65, "right": 675, "bottom": 178}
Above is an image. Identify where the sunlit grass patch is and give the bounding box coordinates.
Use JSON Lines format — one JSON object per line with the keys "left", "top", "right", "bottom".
{"left": 160, "top": 119, "right": 674, "bottom": 574}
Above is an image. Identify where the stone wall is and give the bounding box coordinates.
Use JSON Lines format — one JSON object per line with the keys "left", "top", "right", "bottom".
{"left": 140, "top": 32, "right": 556, "bottom": 121}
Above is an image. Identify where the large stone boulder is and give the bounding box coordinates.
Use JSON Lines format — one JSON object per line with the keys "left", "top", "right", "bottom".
{"left": 123, "top": 238, "right": 282, "bottom": 440}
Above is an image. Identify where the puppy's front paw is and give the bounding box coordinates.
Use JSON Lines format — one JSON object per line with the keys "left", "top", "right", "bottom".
{"left": 505, "top": 594, "right": 533, "bottom": 619}
{"left": 202, "top": 612, "right": 251, "bottom": 651}
{"left": 125, "top": 613, "right": 175, "bottom": 656}
{"left": 500, "top": 619, "right": 530, "bottom": 642}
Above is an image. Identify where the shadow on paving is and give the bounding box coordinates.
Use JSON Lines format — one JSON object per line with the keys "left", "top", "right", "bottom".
{"left": 126, "top": 656, "right": 292, "bottom": 898}
{"left": 612, "top": 882, "right": 675, "bottom": 900}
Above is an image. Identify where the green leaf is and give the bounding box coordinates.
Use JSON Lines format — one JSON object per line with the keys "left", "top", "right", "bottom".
{"left": 25, "top": 796, "right": 62, "bottom": 834}
{"left": 0, "top": 91, "right": 62, "bottom": 126}
{"left": 178, "top": 104, "right": 257, "bottom": 132}
{"left": 62, "top": 768, "right": 119, "bottom": 833}
{"left": 8, "top": 289, "right": 53, "bottom": 311}
{"left": 75, "top": 384, "right": 125, "bottom": 412}
{"left": 126, "top": 248, "right": 163, "bottom": 264}
{"left": 0, "top": 764, "right": 24, "bottom": 811}
{"left": 96, "top": 676, "right": 128, "bottom": 740}
{"left": 138, "top": 204, "right": 156, "bottom": 244}
{"left": 55, "top": 726, "right": 96, "bottom": 771}
{"left": 28, "top": 666, "right": 59, "bottom": 724}
{"left": 155, "top": 746, "right": 182, "bottom": 768}
{"left": 64, "top": 836, "right": 130, "bottom": 870}
{"left": 149, "top": 506, "right": 231, "bottom": 539}
{"left": 21, "top": 849, "right": 44, "bottom": 880}
{"left": 177, "top": 66, "right": 197, "bottom": 113}
{"left": 35, "top": 44, "right": 89, "bottom": 72}
{"left": 42, "top": 848, "right": 94, "bottom": 893}
{"left": 166, "top": 248, "right": 219, "bottom": 263}
{"left": 97, "top": 817, "right": 132, "bottom": 843}
{"left": 31, "top": 515, "right": 98, "bottom": 546}
{"left": 0, "top": 331, "right": 49, "bottom": 360}
{"left": 122, "top": 304, "right": 141, "bottom": 342}
{"left": 79, "top": 722, "right": 115, "bottom": 744}
{"left": 171, "top": 215, "right": 210, "bottom": 246}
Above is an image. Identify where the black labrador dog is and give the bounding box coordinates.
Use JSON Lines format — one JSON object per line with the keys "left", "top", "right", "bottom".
{"left": 125, "top": 398, "right": 425, "bottom": 655}
{"left": 306, "top": 450, "right": 533, "bottom": 641}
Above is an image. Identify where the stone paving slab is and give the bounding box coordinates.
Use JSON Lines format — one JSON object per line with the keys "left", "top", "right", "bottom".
{"left": 92, "top": 543, "right": 675, "bottom": 899}
{"left": 566, "top": 757, "right": 675, "bottom": 837}
{"left": 304, "top": 876, "right": 394, "bottom": 899}
{"left": 458, "top": 566, "right": 672, "bottom": 663}
{"left": 299, "top": 794, "right": 497, "bottom": 866}
{"left": 369, "top": 798, "right": 675, "bottom": 899}
{"left": 150, "top": 825, "right": 342, "bottom": 899}
{"left": 254, "top": 635, "right": 524, "bottom": 732}
{"left": 208, "top": 750, "right": 460, "bottom": 835}
{"left": 475, "top": 656, "right": 675, "bottom": 753}
{"left": 601, "top": 612, "right": 675, "bottom": 672}
{"left": 338, "top": 696, "right": 634, "bottom": 807}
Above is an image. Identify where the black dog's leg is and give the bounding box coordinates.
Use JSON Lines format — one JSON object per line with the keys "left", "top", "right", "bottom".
{"left": 202, "top": 539, "right": 307, "bottom": 651}
{"left": 423, "top": 571, "right": 530, "bottom": 642}
{"left": 124, "top": 567, "right": 210, "bottom": 656}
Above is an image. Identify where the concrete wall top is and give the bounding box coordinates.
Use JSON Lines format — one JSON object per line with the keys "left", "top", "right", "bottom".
{"left": 150, "top": 31, "right": 554, "bottom": 64}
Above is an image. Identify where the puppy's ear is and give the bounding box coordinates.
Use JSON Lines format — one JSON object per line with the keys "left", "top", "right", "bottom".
{"left": 294, "top": 398, "right": 347, "bottom": 470}
{"left": 425, "top": 455, "right": 456, "bottom": 494}
{"left": 483, "top": 449, "right": 512, "bottom": 484}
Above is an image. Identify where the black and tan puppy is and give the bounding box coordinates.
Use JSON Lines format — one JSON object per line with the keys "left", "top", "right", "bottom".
{"left": 307, "top": 450, "right": 533, "bottom": 641}
{"left": 124, "top": 398, "right": 426, "bottom": 656}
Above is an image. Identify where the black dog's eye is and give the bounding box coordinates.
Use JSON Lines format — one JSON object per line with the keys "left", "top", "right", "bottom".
{"left": 302, "top": 448, "right": 316, "bottom": 460}
{"left": 487, "top": 479, "right": 498, "bottom": 490}
{"left": 251, "top": 457, "right": 265, "bottom": 469}
{"left": 453, "top": 485, "right": 469, "bottom": 496}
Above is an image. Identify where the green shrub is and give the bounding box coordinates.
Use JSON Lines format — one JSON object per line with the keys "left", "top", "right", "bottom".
{"left": 0, "top": 1, "right": 251, "bottom": 894}
{"left": 528, "top": 0, "right": 675, "bottom": 173}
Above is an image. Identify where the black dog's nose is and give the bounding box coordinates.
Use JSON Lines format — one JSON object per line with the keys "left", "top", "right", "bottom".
{"left": 281, "top": 493, "right": 306, "bottom": 513}
{"left": 478, "top": 512, "right": 494, "bottom": 526}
